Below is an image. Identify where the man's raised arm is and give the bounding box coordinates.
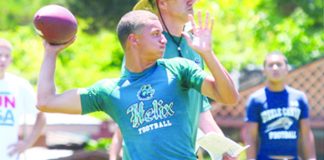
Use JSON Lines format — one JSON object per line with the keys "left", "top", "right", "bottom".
{"left": 37, "top": 39, "right": 82, "bottom": 114}
{"left": 182, "top": 11, "right": 239, "bottom": 105}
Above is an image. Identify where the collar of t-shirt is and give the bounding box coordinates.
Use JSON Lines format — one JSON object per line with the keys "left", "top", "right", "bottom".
{"left": 122, "top": 62, "right": 158, "bottom": 81}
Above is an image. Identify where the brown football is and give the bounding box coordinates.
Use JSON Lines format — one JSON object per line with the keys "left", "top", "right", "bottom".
{"left": 33, "top": 4, "right": 77, "bottom": 45}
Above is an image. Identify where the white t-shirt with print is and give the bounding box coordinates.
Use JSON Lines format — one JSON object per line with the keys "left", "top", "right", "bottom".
{"left": 0, "top": 73, "right": 37, "bottom": 160}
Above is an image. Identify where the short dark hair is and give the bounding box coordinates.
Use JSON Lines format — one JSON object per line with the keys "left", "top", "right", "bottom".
{"left": 116, "top": 10, "right": 158, "bottom": 48}
{"left": 263, "top": 51, "right": 288, "bottom": 67}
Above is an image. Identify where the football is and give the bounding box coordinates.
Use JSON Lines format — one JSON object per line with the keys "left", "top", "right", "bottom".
{"left": 33, "top": 4, "right": 77, "bottom": 45}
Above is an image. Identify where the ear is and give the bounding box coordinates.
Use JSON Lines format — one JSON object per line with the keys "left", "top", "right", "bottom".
{"left": 157, "top": 0, "right": 167, "bottom": 10}
{"left": 128, "top": 33, "right": 139, "bottom": 46}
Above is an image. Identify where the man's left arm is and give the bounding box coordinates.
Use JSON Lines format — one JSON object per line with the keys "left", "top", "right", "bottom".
{"left": 199, "top": 110, "right": 224, "bottom": 135}
{"left": 8, "top": 112, "right": 46, "bottom": 156}
{"left": 300, "top": 119, "right": 316, "bottom": 160}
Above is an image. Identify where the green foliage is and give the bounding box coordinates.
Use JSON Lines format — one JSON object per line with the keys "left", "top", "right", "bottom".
{"left": 196, "top": 0, "right": 323, "bottom": 70}
{"left": 84, "top": 138, "right": 112, "bottom": 151}
{"left": 54, "top": 26, "right": 124, "bottom": 91}
{"left": 0, "top": 21, "right": 124, "bottom": 92}
{"left": 88, "top": 111, "right": 110, "bottom": 121}
{"left": 0, "top": 0, "right": 66, "bottom": 30}
{"left": 1, "top": 0, "right": 323, "bottom": 88}
{"left": 65, "top": 0, "right": 137, "bottom": 33}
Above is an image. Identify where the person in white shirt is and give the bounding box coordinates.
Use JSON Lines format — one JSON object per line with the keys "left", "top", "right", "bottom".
{"left": 0, "top": 38, "right": 46, "bottom": 160}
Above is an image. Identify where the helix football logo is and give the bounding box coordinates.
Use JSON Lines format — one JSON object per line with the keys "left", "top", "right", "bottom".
{"left": 137, "top": 84, "right": 155, "bottom": 101}
{"left": 127, "top": 84, "right": 175, "bottom": 134}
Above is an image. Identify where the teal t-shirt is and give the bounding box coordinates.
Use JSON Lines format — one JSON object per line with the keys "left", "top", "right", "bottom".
{"left": 80, "top": 58, "right": 207, "bottom": 160}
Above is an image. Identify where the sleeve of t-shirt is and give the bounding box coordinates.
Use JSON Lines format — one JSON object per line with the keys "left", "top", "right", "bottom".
{"left": 245, "top": 96, "right": 260, "bottom": 122}
{"left": 79, "top": 80, "right": 111, "bottom": 115}
{"left": 299, "top": 92, "right": 309, "bottom": 119}
{"left": 176, "top": 58, "right": 208, "bottom": 92}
